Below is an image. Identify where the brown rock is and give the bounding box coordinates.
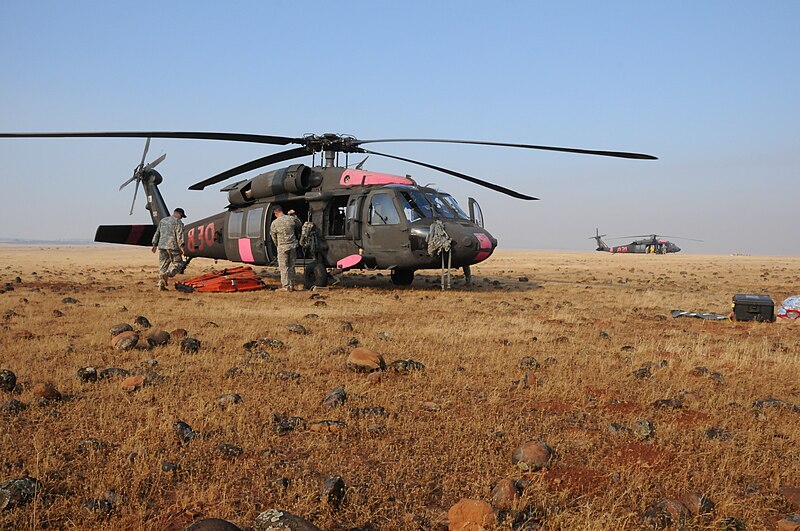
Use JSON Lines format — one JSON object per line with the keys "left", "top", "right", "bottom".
{"left": 171, "top": 328, "right": 188, "bottom": 339}
{"left": 32, "top": 382, "right": 61, "bottom": 401}
{"left": 448, "top": 498, "right": 496, "bottom": 530}
{"left": 121, "top": 376, "right": 145, "bottom": 392}
{"left": 146, "top": 329, "right": 171, "bottom": 347}
{"left": 112, "top": 330, "right": 139, "bottom": 350}
{"left": 308, "top": 420, "right": 347, "bottom": 433}
{"left": 512, "top": 441, "right": 552, "bottom": 471}
{"left": 777, "top": 515, "right": 800, "bottom": 531}
{"left": 366, "top": 372, "right": 382, "bottom": 384}
{"left": 490, "top": 479, "right": 521, "bottom": 511}
{"left": 345, "top": 348, "right": 385, "bottom": 373}
{"left": 184, "top": 518, "right": 242, "bottom": 530}
{"left": 782, "top": 486, "right": 800, "bottom": 510}
{"left": 680, "top": 491, "right": 714, "bottom": 515}
{"left": 642, "top": 498, "right": 691, "bottom": 528}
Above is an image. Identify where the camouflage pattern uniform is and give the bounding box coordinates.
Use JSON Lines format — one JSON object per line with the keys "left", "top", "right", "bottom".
{"left": 270, "top": 214, "right": 302, "bottom": 290}
{"left": 152, "top": 215, "right": 185, "bottom": 288}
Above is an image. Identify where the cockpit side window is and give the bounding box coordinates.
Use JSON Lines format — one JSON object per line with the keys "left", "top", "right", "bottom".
{"left": 368, "top": 193, "right": 401, "bottom": 225}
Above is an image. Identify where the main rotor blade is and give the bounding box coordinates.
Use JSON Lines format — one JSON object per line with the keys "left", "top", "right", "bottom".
{"left": 144, "top": 153, "right": 166, "bottom": 171}
{"left": 139, "top": 138, "right": 151, "bottom": 168}
{"left": 0, "top": 131, "right": 303, "bottom": 145}
{"left": 189, "top": 146, "right": 311, "bottom": 190}
{"left": 359, "top": 148, "right": 538, "bottom": 200}
{"left": 357, "top": 138, "right": 657, "bottom": 160}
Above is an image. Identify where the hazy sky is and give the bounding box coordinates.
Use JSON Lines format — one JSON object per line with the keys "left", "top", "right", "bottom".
{"left": 1, "top": 2, "right": 798, "bottom": 255}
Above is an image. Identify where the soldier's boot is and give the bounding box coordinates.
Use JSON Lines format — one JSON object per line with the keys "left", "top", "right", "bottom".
{"left": 158, "top": 274, "right": 169, "bottom": 291}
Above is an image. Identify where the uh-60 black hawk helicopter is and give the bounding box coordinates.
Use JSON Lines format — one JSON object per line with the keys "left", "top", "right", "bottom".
{"left": 1, "top": 131, "right": 656, "bottom": 287}
{"left": 590, "top": 229, "right": 702, "bottom": 254}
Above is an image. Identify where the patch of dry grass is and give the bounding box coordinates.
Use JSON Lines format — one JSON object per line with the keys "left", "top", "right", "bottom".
{"left": 1, "top": 245, "right": 799, "bottom": 530}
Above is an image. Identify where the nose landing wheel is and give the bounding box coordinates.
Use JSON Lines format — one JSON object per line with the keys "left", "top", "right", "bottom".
{"left": 390, "top": 268, "right": 414, "bottom": 286}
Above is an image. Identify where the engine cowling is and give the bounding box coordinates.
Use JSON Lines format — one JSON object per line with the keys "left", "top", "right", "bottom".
{"left": 226, "top": 164, "right": 315, "bottom": 206}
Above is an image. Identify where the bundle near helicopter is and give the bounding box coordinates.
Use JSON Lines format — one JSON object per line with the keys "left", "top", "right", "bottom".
{"left": 0, "top": 131, "right": 657, "bottom": 286}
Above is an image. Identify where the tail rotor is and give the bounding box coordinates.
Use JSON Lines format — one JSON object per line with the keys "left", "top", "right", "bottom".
{"left": 119, "top": 138, "right": 166, "bottom": 215}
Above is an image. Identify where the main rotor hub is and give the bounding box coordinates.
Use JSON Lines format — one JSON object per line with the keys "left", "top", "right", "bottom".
{"left": 302, "top": 133, "right": 361, "bottom": 154}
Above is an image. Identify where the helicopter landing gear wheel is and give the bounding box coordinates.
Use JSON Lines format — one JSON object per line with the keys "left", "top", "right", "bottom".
{"left": 303, "top": 262, "right": 328, "bottom": 290}
{"left": 390, "top": 268, "right": 414, "bottom": 286}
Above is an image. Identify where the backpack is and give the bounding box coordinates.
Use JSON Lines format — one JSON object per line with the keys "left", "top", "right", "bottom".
{"left": 175, "top": 266, "right": 265, "bottom": 293}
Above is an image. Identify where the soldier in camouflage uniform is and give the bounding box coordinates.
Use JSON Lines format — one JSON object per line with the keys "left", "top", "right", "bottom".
{"left": 269, "top": 206, "right": 302, "bottom": 291}
{"left": 151, "top": 208, "right": 187, "bottom": 291}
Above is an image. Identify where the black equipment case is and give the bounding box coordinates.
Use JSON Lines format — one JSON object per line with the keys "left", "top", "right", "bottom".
{"left": 732, "top": 294, "right": 775, "bottom": 322}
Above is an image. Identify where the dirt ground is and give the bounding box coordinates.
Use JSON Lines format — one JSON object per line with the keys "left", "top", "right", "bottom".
{"left": 1, "top": 245, "right": 799, "bottom": 530}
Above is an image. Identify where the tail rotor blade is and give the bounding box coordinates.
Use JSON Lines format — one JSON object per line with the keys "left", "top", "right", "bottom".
{"left": 119, "top": 172, "right": 138, "bottom": 191}
{"left": 129, "top": 180, "right": 140, "bottom": 216}
{"left": 145, "top": 153, "right": 166, "bottom": 171}
{"left": 139, "top": 138, "right": 151, "bottom": 168}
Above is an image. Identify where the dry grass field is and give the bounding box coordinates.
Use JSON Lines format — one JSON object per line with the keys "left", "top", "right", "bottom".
{"left": 1, "top": 245, "right": 799, "bottom": 530}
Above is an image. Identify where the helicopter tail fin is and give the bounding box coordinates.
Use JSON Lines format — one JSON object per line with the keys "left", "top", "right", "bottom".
{"left": 95, "top": 224, "right": 157, "bottom": 246}
{"left": 590, "top": 228, "right": 609, "bottom": 252}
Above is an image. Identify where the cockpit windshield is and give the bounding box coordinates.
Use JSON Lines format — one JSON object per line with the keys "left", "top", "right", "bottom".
{"left": 398, "top": 190, "right": 435, "bottom": 222}
{"left": 440, "top": 194, "right": 469, "bottom": 219}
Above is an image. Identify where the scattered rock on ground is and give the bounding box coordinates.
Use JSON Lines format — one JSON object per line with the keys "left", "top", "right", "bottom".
{"left": 633, "top": 419, "right": 655, "bottom": 441}
{"left": 308, "top": 420, "right": 347, "bottom": 433}
{"left": 99, "top": 367, "right": 130, "bottom": 380}
{"left": 0, "top": 476, "right": 40, "bottom": 510}
{"left": 322, "top": 476, "right": 345, "bottom": 509}
{"left": 112, "top": 331, "right": 139, "bottom": 351}
{"left": 171, "top": 328, "right": 188, "bottom": 339}
{"left": 447, "top": 498, "right": 497, "bottom": 531}
{"left": 287, "top": 324, "right": 309, "bottom": 335}
{"left": 216, "top": 444, "right": 243, "bottom": 459}
{"left": 109, "top": 323, "right": 133, "bottom": 336}
{"left": 652, "top": 398, "right": 683, "bottom": 410}
{"left": 1, "top": 399, "right": 26, "bottom": 415}
{"left": 77, "top": 367, "right": 98, "bottom": 383}
{"left": 322, "top": 386, "right": 347, "bottom": 408}
{"left": 0, "top": 370, "right": 16, "bottom": 393}
{"left": 216, "top": 394, "right": 242, "bottom": 408}
{"left": 776, "top": 515, "right": 800, "bottom": 531}
{"left": 680, "top": 492, "right": 714, "bottom": 516}
{"left": 512, "top": 441, "right": 553, "bottom": 471}
{"left": 181, "top": 338, "right": 201, "bottom": 353}
{"left": 518, "top": 356, "right": 539, "bottom": 369}
{"left": 345, "top": 348, "right": 385, "bottom": 373}
{"left": 185, "top": 518, "right": 243, "bottom": 531}
{"left": 121, "top": 375, "right": 145, "bottom": 392}
{"left": 705, "top": 427, "right": 732, "bottom": 440}
{"left": 420, "top": 401, "right": 441, "bottom": 412}
{"left": 490, "top": 478, "right": 521, "bottom": 511}
{"left": 146, "top": 329, "right": 171, "bottom": 346}
{"left": 253, "top": 509, "right": 321, "bottom": 531}
{"left": 174, "top": 421, "right": 198, "bottom": 443}
{"left": 32, "top": 382, "right": 61, "bottom": 401}
{"left": 134, "top": 315, "right": 151, "bottom": 328}
{"left": 388, "top": 359, "right": 425, "bottom": 374}
{"left": 781, "top": 486, "right": 800, "bottom": 510}
{"left": 642, "top": 498, "right": 690, "bottom": 528}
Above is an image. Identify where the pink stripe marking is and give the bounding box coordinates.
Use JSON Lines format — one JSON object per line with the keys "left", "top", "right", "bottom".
{"left": 474, "top": 251, "right": 492, "bottom": 263}
{"left": 340, "top": 169, "right": 414, "bottom": 186}
{"left": 238, "top": 238, "right": 255, "bottom": 262}
{"left": 474, "top": 233, "right": 492, "bottom": 250}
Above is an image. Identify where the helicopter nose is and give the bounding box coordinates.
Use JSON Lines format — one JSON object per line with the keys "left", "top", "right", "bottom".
{"left": 674, "top": 245, "right": 681, "bottom": 252}
{"left": 450, "top": 229, "right": 495, "bottom": 264}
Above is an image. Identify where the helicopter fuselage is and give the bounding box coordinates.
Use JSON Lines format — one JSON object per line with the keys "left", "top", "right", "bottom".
{"left": 181, "top": 165, "right": 497, "bottom": 274}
